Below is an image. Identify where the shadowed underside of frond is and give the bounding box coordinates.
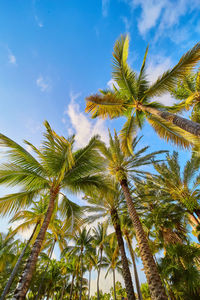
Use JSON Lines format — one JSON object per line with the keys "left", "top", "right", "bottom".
{"left": 147, "top": 114, "right": 200, "bottom": 149}
{"left": 85, "top": 93, "right": 127, "bottom": 119}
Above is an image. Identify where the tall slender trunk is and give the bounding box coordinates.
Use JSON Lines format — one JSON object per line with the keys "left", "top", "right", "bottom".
{"left": 120, "top": 179, "right": 168, "bottom": 300}
{"left": 139, "top": 104, "right": 200, "bottom": 137}
{"left": 69, "top": 272, "right": 75, "bottom": 300}
{"left": 97, "top": 248, "right": 102, "bottom": 300}
{"left": 13, "top": 187, "right": 59, "bottom": 300}
{"left": 88, "top": 269, "right": 91, "bottom": 300}
{"left": 125, "top": 234, "right": 143, "bottom": 300}
{"left": 113, "top": 269, "right": 116, "bottom": 300}
{"left": 79, "top": 249, "right": 84, "bottom": 300}
{"left": 36, "top": 238, "right": 56, "bottom": 300}
{"left": 1, "top": 222, "right": 39, "bottom": 300}
{"left": 111, "top": 209, "right": 135, "bottom": 300}
{"left": 189, "top": 213, "right": 200, "bottom": 228}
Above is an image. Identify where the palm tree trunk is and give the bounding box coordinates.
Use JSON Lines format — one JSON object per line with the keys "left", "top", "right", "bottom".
{"left": 88, "top": 269, "right": 91, "bottom": 300}
{"left": 97, "top": 248, "right": 102, "bottom": 300}
{"left": 69, "top": 272, "right": 75, "bottom": 300}
{"left": 79, "top": 249, "right": 84, "bottom": 300}
{"left": 35, "top": 238, "right": 56, "bottom": 300}
{"left": 111, "top": 209, "right": 135, "bottom": 300}
{"left": 125, "top": 234, "right": 143, "bottom": 300}
{"left": 0, "top": 222, "right": 39, "bottom": 300}
{"left": 13, "top": 187, "right": 59, "bottom": 300}
{"left": 113, "top": 269, "right": 116, "bottom": 300}
{"left": 120, "top": 179, "right": 168, "bottom": 300}
{"left": 139, "top": 104, "right": 200, "bottom": 137}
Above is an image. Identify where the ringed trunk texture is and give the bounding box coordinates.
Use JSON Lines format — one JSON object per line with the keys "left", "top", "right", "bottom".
{"left": 13, "top": 187, "right": 59, "bottom": 300}
{"left": 97, "top": 248, "right": 102, "bottom": 300}
{"left": 120, "top": 179, "right": 168, "bottom": 300}
{"left": 125, "top": 234, "right": 143, "bottom": 300}
{"left": 111, "top": 208, "right": 135, "bottom": 300}
{"left": 0, "top": 222, "right": 39, "bottom": 300}
{"left": 140, "top": 104, "right": 200, "bottom": 137}
{"left": 69, "top": 272, "right": 75, "bottom": 300}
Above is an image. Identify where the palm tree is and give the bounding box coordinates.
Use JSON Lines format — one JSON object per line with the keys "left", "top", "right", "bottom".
{"left": 85, "top": 249, "right": 97, "bottom": 300}
{"left": 86, "top": 35, "right": 200, "bottom": 150}
{"left": 68, "top": 227, "right": 94, "bottom": 300}
{"left": 0, "top": 121, "right": 105, "bottom": 299}
{"left": 97, "top": 132, "right": 168, "bottom": 300}
{"left": 152, "top": 151, "right": 200, "bottom": 223}
{"left": 85, "top": 184, "right": 136, "bottom": 300}
{"left": 121, "top": 214, "right": 143, "bottom": 300}
{"left": 102, "top": 239, "right": 123, "bottom": 300}
{"left": 92, "top": 223, "right": 108, "bottom": 300}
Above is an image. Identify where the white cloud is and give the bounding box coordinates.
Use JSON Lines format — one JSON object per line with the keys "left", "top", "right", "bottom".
{"left": 90, "top": 268, "right": 123, "bottom": 295}
{"left": 127, "top": 0, "right": 200, "bottom": 40}
{"left": 121, "top": 16, "right": 131, "bottom": 33}
{"left": 107, "top": 79, "right": 118, "bottom": 90}
{"left": 63, "top": 92, "right": 108, "bottom": 148}
{"left": 102, "top": 0, "right": 110, "bottom": 17}
{"left": 146, "top": 55, "right": 175, "bottom": 105}
{"left": 134, "top": 0, "right": 165, "bottom": 36}
{"left": 8, "top": 49, "right": 17, "bottom": 65}
{"left": 34, "top": 15, "right": 43, "bottom": 27}
{"left": 36, "top": 76, "right": 50, "bottom": 92}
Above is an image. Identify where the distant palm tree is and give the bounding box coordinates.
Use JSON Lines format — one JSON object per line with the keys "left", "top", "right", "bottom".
{"left": 92, "top": 222, "right": 108, "bottom": 300}
{"left": 0, "top": 121, "right": 105, "bottom": 299}
{"left": 86, "top": 35, "right": 200, "bottom": 150}
{"left": 68, "top": 227, "right": 94, "bottom": 300}
{"left": 102, "top": 239, "right": 123, "bottom": 300}
{"left": 152, "top": 151, "right": 200, "bottom": 223}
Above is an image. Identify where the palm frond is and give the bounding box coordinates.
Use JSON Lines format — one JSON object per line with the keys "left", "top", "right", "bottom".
{"left": 147, "top": 114, "right": 200, "bottom": 149}
{"left": 145, "top": 42, "right": 200, "bottom": 98}
{"left": 112, "top": 34, "right": 137, "bottom": 98}
{"left": 120, "top": 115, "right": 137, "bottom": 156}
{"left": 0, "top": 190, "right": 40, "bottom": 216}
{"left": 85, "top": 92, "right": 127, "bottom": 119}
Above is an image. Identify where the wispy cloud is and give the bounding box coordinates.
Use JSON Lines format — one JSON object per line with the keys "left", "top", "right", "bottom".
{"left": 34, "top": 14, "right": 43, "bottom": 27}
{"left": 126, "top": 0, "right": 200, "bottom": 41}
{"left": 63, "top": 92, "right": 108, "bottom": 148}
{"left": 121, "top": 16, "right": 131, "bottom": 33}
{"left": 8, "top": 49, "right": 17, "bottom": 65}
{"left": 36, "top": 76, "right": 50, "bottom": 92}
{"left": 102, "top": 0, "right": 110, "bottom": 17}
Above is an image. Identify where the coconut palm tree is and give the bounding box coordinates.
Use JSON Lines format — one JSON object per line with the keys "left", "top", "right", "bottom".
{"left": 92, "top": 223, "right": 108, "bottom": 300}
{"left": 67, "top": 227, "right": 94, "bottom": 300}
{"left": 102, "top": 239, "right": 123, "bottom": 300}
{"left": 0, "top": 121, "right": 106, "bottom": 299}
{"left": 86, "top": 35, "right": 200, "bottom": 151}
{"left": 85, "top": 184, "right": 136, "bottom": 300}
{"left": 152, "top": 151, "right": 200, "bottom": 223}
{"left": 97, "top": 131, "right": 168, "bottom": 300}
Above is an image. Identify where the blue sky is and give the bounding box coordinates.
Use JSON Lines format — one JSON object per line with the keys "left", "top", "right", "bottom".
{"left": 0, "top": 0, "right": 200, "bottom": 295}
